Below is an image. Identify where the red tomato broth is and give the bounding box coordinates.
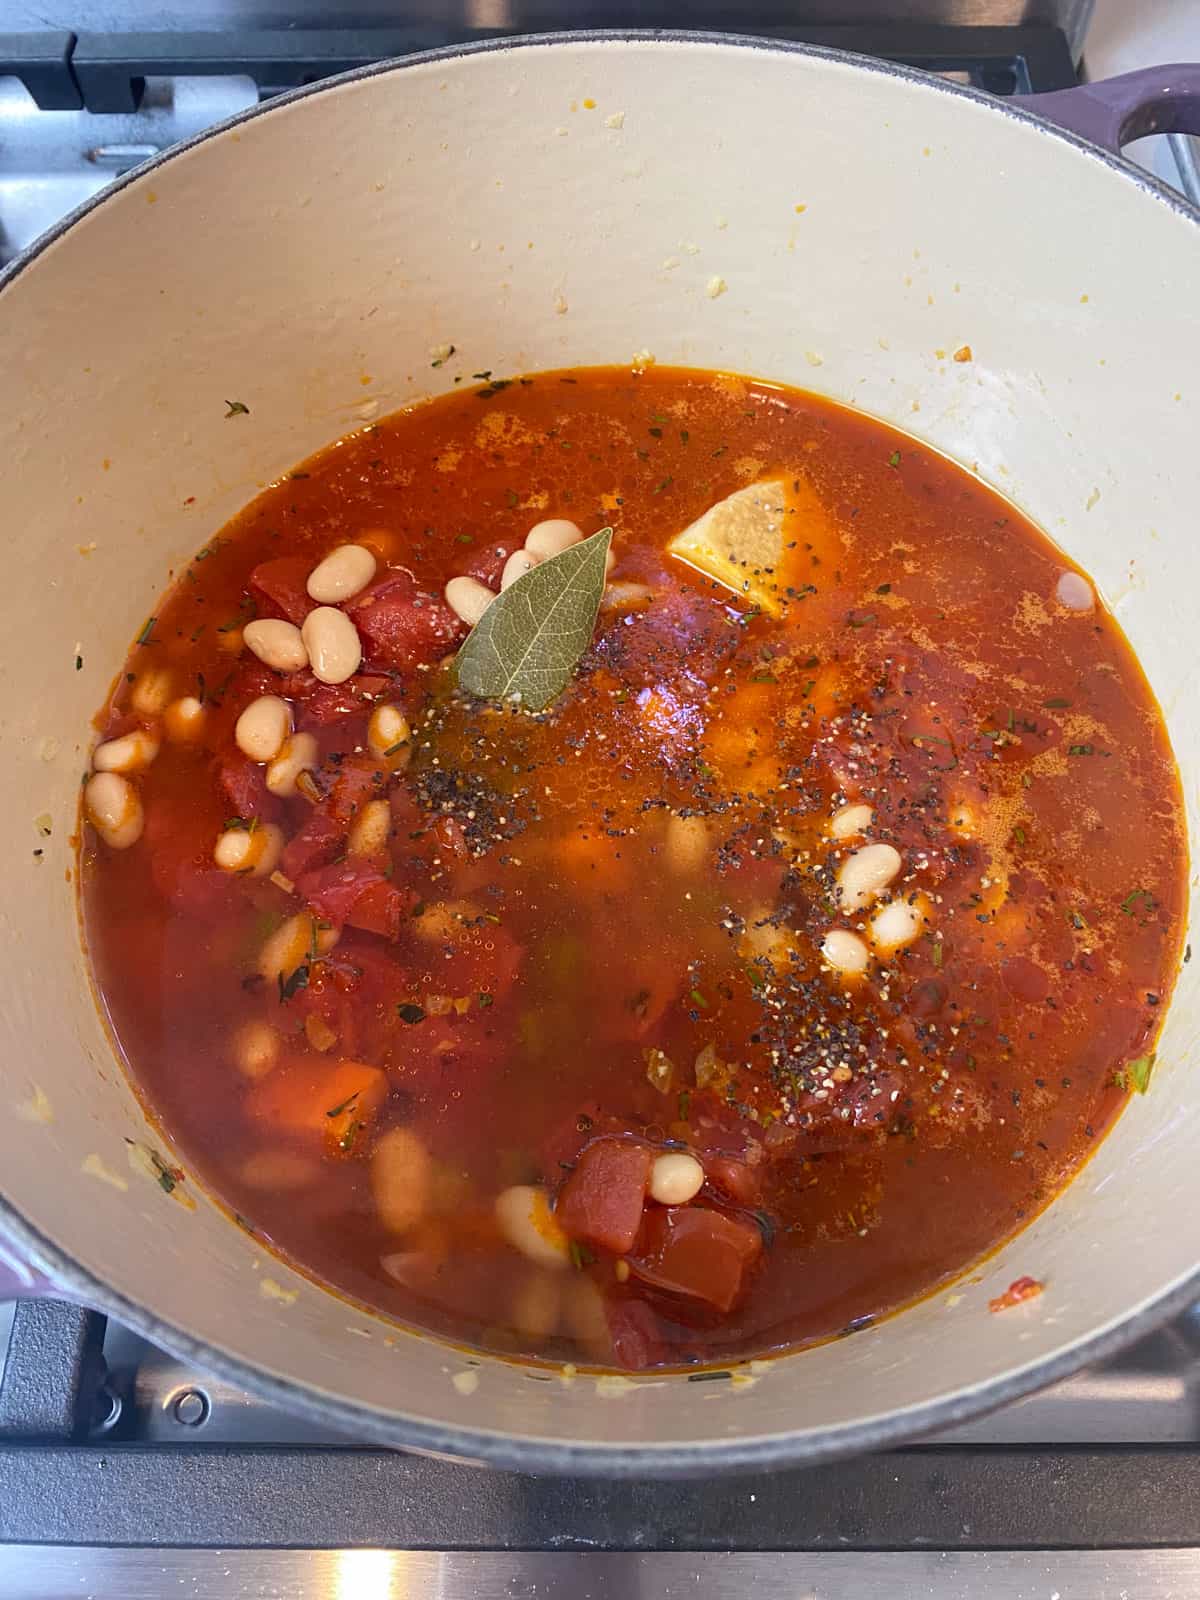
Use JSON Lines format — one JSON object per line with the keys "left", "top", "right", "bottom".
{"left": 78, "top": 366, "right": 1186, "bottom": 1372}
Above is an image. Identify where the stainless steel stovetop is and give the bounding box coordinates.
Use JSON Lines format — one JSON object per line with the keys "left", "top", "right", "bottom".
{"left": 2, "top": 4, "right": 1199, "bottom": 1594}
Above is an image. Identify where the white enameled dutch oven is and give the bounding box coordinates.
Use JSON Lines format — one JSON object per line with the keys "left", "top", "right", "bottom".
{"left": 0, "top": 35, "right": 1198, "bottom": 1476}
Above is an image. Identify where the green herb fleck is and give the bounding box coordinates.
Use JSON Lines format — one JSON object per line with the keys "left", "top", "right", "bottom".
{"left": 887, "top": 449, "right": 901, "bottom": 468}
{"left": 932, "top": 940, "right": 944, "bottom": 968}
{"left": 1068, "top": 743, "right": 1094, "bottom": 756}
{"left": 652, "top": 477, "right": 673, "bottom": 495}
{"left": 1013, "top": 826, "right": 1026, "bottom": 845}
{"left": 1121, "top": 888, "right": 1151, "bottom": 915}
{"left": 568, "top": 1240, "right": 597, "bottom": 1270}
{"left": 325, "top": 1091, "right": 360, "bottom": 1120}
{"left": 277, "top": 964, "right": 310, "bottom": 1003}
{"left": 224, "top": 399, "right": 250, "bottom": 418}
{"left": 338, "top": 1120, "right": 362, "bottom": 1154}
{"left": 397, "top": 1002, "right": 426, "bottom": 1025}
{"left": 478, "top": 992, "right": 494, "bottom": 1009}
{"left": 136, "top": 616, "right": 157, "bottom": 646}
{"left": 1043, "top": 697, "right": 1070, "bottom": 708}
{"left": 74, "top": 653, "right": 83, "bottom": 672}
{"left": 689, "top": 988, "right": 709, "bottom": 1009}
{"left": 431, "top": 346, "right": 456, "bottom": 368}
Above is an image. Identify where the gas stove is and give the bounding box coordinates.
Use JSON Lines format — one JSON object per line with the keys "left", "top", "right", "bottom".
{"left": 2, "top": 7, "right": 1199, "bottom": 1595}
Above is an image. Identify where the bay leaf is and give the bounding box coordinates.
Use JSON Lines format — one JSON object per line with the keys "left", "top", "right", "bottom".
{"left": 455, "top": 527, "right": 613, "bottom": 711}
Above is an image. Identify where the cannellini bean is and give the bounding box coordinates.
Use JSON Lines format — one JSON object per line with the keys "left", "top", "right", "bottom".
{"left": 213, "top": 821, "right": 284, "bottom": 877}
{"left": 649, "top": 1151, "right": 705, "bottom": 1205}
{"left": 870, "top": 898, "right": 925, "bottom": 952}
{"left": 837, "top": 842, "right": 902, "bottom": 912}
{"left": 524, "top": 518, "right": 583, "bottom": 560}
{"left": 367, "top": 703, "right": 411, "bottom": 765}
{"left": 494, "top": 1184, "right": 571, "bottom": 1270}
{"left": 371, "top": 1126, "right": 432, "bottom": 1234}
{"left": 562, "top": 1275, "right": 609, "bottom": 1345}
{"left": 265, "top": 731, "right": 319, "bottom": 798}
{"left": 509, "top": 1271, "right": 563, "bottom": 1339}
{"left": 231, "top": 1019, "right": 281, "bottom": 1079}
{"left": 307, "top": 543, "right": 377, "bottom": 604}
{"left": 664, "top": 813, "right": 710, "bottom": 874}
{"left": 347, "top": 799, "right": 391, "bottom": 859}
{"left": 130, "top": 669, "right": 172, "bottom": 716}
{"left": 444, "top": 575, "right": 496, "bottom": 627}
{"left": 235, "top": 695, "right": 292, "bottom": 762}
{"left": 1056, "top": 570, "right": 1094, "bottom": 612}
{"left": 257, "top": 912, "right": 339, "bottom": 982}
{"left": 240, "top": 1149, "right": 320, "bottom": 1191}
{"left": 501, "top": 549, "right": 538, "bottom": 590}
{"left": 84, "top": 772, "right": 143, "bottom": 849}
{"left": 243, "top": 618, "right": 309, "bottom": 673}
{"left": 164, "top": 696, "right": 206, "bottom": 743}
{"left": 92, "top": 729, "right": 160, "bottom": 774}
{"left": 301, "top": 606, "right": 362, "bottom": 686}
{"left": 831, "top": 802, "right": 873, "bottom": 840}
{"left": 821, "top": 928, "right": 870, "bottom": 975}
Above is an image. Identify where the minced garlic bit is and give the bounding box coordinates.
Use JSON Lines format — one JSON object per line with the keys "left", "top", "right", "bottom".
{"left": 631, "top": 349, "right": 656, "bottom": 373}
{"left": 706, "top": 276, "right": 728, "bottom": 300}
{"left": 604, "top": 110, "right": 625, "bottom": 129}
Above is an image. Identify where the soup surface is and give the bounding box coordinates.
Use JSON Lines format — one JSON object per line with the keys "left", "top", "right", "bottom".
{"left": 79, "top": 366, "right": 1185, "bottom": 1372}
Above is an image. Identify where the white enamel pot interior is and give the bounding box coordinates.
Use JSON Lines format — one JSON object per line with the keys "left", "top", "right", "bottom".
{"left": 0, "top": 34, "right": 1197, "bottom": 1476}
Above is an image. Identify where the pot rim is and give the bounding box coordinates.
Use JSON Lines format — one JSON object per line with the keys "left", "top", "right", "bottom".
{"left": 2, "top": 28, "right": 1198, "bottom": 1478}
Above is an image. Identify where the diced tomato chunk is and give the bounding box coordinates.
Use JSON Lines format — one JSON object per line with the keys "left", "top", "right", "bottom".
{"left": 297, "top": 860, "right": 415, "bottom": 940}
{"left": 349, "top": 568, "right": 464, "bottom": 673}
{"left": 249, "top": 556, "right": 316, "bottom": 626}
{"left": 630, "top": 1205, "right": 763, "bottom": 1313}
{"left": 280, "top": 762, "right": 386, "bottom": 880}
{"left": 288, "top": 672, "right": 396, "bottom": 727}
{"left": 462, "top": 535, "right": 522, "bottom": 587}
{"left": 555, "top": 1137, "right": 653, "bottom": 1254}
{"left": 216, "top": 754, "right": 281, "bottom": 825}
{"left": 605, "top": 1296, "right": 668, "bottom": 1371}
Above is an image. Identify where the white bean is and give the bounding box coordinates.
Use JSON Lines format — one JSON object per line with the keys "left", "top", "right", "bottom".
{"left": 213, "top": 821, "right": 284, "bottom": 877}
{"left": 501, "top": 549, "right": 538, "bottom": 590}
{"left": 494, "top": 1184, "right": 571, "bottom": 1270}
{"left": 92, "top": 729, "right": 160, "bottom": 774}
{"left": 235, "top": 695, "right": 292, "bottom": 763}
{"left": 347, "top": 799, "right": 391, "bottom": 859}
{"left": 367, "top": 703, "right": 411, "bottom": 764}
{"left": 562, "top": 1275, "right": 609, "bottom": 1345}
{"left": 509, "top": 1271, "right": 563, "bottom": 1339}
{"left": 524, "top": 518, "right": 583, "bottom": 560}
{"left": 243, "top": 618, "right": 309, "bottom": 673}
{"left": 130, "top": 669, "right": 172, "bottom": 717}
{"left": 265, "top": 731, "right": 319, "bottom": 798}
{"left": 1056, "top": 570, "right": 1094, "bottom": 612}
{"left": 831, "top": 802, "right": 873, "bottom": 840}
{"left": 444, "top": 575, "right": 496, "bottom": 627}
{"left": 821, "top": 928, "right": 870, "bottom": 975}
{"left": 601, "top": 582, "right": 654, "bottom": 612}
{"left": 870, "top": 898, "right": 925, "bottom": 952}
{"left": 372, "top": 1127, "right": 432, "bottom": 1234}
{"left": 837, "top": 842, "right": 902, "bottom": 912}
{"left": 307, "top": 543, "right": 377, "bottom": 604}
{"left": 231, "top": 1019, "right": 281, "bottom": 1080}
{"left": 164, "top": 696, "right": 206, "bottom": 743}
{"left": 257, "top": 913, "right": 339, "bottom": 982}
{"left": 649, "top": 1151, "right": 705, "bottom": 1205}
{"left": 301, "top": 606, "right": 362, "bottom": 685}
{"left": 664, "top": 813, "right": 710, "bottom": 873}
{"left": 84, "top": 772, "right": 143, "bottom": 849}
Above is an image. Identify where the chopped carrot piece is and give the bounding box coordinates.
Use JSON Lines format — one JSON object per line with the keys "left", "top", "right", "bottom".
{"left": 246, "top": 1057, "right": 387, "bottom": 1158}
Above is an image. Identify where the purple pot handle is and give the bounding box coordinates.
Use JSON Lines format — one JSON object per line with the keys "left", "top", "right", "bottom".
{"left": 1013, "top": 64, "right": 1200, "bottom": 154}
